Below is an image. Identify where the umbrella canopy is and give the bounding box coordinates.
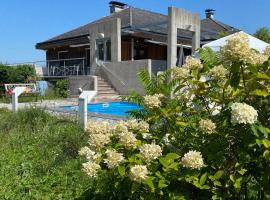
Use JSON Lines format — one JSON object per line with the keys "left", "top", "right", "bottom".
{"left": 202, "top": 31, "right": 269, "bottom": 53}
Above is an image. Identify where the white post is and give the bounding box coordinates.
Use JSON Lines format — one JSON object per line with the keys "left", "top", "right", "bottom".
{"left": 78, "top": 96, "right": 88, "bottom": 130}
{"left": 12, "top": 87, "right": 26, "bottom": 112}
{"left": 12, "top": 93, "right": 18, "bottom": 112}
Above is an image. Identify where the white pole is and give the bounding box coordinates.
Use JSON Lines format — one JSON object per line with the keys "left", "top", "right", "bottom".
{"left": 12, "top": 93, "right": 18, "bottom": 112}
{"left": 11, "top": 87, "right": 26, "bottom": 112}
{"left": 78, "top": 96, "right": 88, "bottom": 130}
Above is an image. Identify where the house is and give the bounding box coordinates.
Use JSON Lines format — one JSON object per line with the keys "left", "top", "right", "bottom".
{"left": 36, "top": 1, "right": 238, "bottom": 96}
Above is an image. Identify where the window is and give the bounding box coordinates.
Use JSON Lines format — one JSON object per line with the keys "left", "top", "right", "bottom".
{"left": 97, "top": 39, "right": 111, "bottom": 61}
{"left": 97, "top": 42, "right": 104, "bottom": 61}
{"left": 106, "top": 40, "right": 111, "bottom": 61}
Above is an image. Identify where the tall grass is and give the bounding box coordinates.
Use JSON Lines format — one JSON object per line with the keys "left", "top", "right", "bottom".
{"left": 0, "top": 108, "right": 92, "bottom": 199}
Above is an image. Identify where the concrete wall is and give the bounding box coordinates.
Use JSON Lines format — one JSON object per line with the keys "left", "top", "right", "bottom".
{"left": 68, "top": 76, "right": 95, "bottom": 96}
{"left": 167, "top": 7, "right": 200, "bottom": 69}
{"left": 101, "top": 60, "right": 150, "bottom": 95}
{"left": 101, "top": 59, "right": 167, "bottom": 95}
{"left": 89, "top": 18, "right": 121, "bottom": 75}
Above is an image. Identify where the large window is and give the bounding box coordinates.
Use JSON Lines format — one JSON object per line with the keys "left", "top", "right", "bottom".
{"left": 97, "top": 39, "right": 111, "bottom": 61}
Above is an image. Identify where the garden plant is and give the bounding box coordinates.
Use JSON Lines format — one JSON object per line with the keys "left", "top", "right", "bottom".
{"left": 79, "top": 32, "right": 270, "bottom": 199}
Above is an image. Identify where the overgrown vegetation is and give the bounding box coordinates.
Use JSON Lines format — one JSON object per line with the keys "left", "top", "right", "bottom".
{"left": 0, "top": 108, "right": 92, "bottom": 199}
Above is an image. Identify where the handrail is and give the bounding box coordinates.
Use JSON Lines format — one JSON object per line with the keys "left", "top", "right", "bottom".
{"left": 96, "top": 61, "right": 126, "bottom": 86}
{"left": 47, "top": 57, "right": 85, "bottom": 62}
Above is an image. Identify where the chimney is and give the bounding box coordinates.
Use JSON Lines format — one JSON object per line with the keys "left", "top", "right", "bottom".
{"left": 109, "top": 1, "right": 127, "bottom": 14}
{"left": 205, "top": 9, "right": 215, "bottom": 19}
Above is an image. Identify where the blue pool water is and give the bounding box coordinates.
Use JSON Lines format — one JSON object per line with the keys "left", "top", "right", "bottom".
{"left": 63, "top": 102, "right": 143, "bottom": 116}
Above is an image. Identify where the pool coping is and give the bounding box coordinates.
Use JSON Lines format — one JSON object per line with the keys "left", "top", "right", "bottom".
{"left": 47, "top": 107, "right": 127, "bottom": 121}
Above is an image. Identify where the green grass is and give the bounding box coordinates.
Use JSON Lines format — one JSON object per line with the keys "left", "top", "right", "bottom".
{"left": 0, "top": 108, "right": 92, "bottom": 199}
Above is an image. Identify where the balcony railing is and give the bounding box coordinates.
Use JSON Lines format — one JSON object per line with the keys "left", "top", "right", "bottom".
{"left": 46, "top": 57, "right": 89, "bottom": 76}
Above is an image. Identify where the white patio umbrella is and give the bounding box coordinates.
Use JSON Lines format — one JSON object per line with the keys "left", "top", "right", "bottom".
{"left": 202, "top": 31, "right": 269, "bottom": 53}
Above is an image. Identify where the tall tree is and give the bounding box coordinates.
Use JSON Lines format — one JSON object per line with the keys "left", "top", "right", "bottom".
{"left": 254, "top": 27, "right": 270, "bottom": 43}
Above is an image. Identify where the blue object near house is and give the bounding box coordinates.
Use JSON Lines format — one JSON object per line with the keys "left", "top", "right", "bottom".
{"left": 36, "top": 81, "right": 48, "bottom": 96}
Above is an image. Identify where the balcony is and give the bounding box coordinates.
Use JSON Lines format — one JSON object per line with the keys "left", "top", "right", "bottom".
{"left": 46, "top": 57, "right": 89, "bottom": 77}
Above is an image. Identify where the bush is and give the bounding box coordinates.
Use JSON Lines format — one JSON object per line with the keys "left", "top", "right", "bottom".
{"left": 55, "top": 79, "right": 68, "bottom": 98}
{"left": 0, "top": 108, "right": 92, "bottom": 199}
{"left": 0, "top": 64, "right": 36, "bottom": 95}
{"left": 78, "top": 33, "right": 270, "bottom": 199}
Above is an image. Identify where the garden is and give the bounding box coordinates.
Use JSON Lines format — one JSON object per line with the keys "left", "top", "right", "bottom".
{"left": 1, "top": 32, "right": 270, "bottom": 199}
{"left": 0, "top": 64, "right": 68, "bottom": 103}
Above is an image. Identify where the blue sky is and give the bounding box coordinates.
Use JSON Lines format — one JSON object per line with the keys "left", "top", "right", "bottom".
{"left": 0, "top": 0, "right": 269, "bottom": 64}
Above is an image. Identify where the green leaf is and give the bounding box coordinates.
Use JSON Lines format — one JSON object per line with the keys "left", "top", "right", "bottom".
{"left": 250, "top": 89, "right": 269, "bottom": 97}
{"left": 230, "top": 72, "right": 240, "bottom": 88}
{"left": 258, "top": 126, "right": 270, "bottom": 135}
{"left": 214, "top": 170, "right": 224, "bottom": 180}
{"left": 200, "top": 172, "right": 208, "bottom": 186}
{"left": 213, "top": 181, "right": 222, "bottom": 187}
{"left": 263, "top": 150, "right": 270, "bottom": 159}
{"left": 233, "top": 177, "right": 243, "bottom": 190}
{"left": 256, "top": 72, "right": 270, "bottom": 79}
{"left": 144, "top": 177, "right": 155, "bottom": 192}
{"left": 262, "top": 139, "right": 270, "bottom": 148}
{"left": 117, "top": 165, "right": 125, "bottom": 177}
{"left": 231, "top": 64, "right": 240, "bottom": 73}
{"left": 165, "top": 153, "right": 180, "bottom": 160}
{"left": 230, "top": 174, "right": 236, "bottom": 182}
{"left": 251, "top": 125, "right": 259, "bottom": 137}
{"left": 158, "top": 180, "right": 168, "bottom": 189}
{"left": 238, "top": 168, "right": 247, "bottom": 175}
{"left": 176, "top": 121, "right": 189, "bottom": 126}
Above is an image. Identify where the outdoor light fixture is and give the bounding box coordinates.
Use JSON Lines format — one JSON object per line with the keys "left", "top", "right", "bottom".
{"left": 98, "top": 33, "right": 105, "bottom": 39}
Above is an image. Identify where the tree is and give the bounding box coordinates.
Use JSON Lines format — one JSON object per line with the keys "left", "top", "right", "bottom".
{"left": 254, "top": 27, "right": 270, "bottom": 43}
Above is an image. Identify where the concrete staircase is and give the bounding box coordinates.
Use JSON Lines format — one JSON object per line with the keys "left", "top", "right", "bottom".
{"left": 92, "top": 76, "right": 120, "bottom": 102}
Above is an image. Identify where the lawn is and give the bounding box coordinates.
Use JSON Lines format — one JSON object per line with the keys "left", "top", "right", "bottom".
{"left": 0, "top": 108, "right": 92, "bottom": 199}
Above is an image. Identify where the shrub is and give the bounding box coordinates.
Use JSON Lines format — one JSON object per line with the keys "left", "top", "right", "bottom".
{"left": 0, "top": 64, "right": 36, "bottom": 95}
{"left": 55, "top": 79, "right": 68, "bottom": 98}
{"left": 79, "top": 32, "right": 270, "bottom": 199}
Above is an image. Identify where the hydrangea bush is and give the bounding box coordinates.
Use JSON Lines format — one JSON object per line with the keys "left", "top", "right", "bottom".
{"left": 79, "top": 32, "right": 270, "bottom": 199}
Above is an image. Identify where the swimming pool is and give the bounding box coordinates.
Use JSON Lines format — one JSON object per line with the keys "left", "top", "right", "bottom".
{"left": 63, "top": 102, "right": 143, "bottom": 116}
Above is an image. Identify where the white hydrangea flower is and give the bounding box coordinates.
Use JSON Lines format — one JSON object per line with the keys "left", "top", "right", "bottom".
{"left": 222, "top": 32, "right": 251, "bottom": 63}
{"left": 249, "top": 50, "right": 268, "bottom": 65}
{"left": 130, "top": 165, "right": 149, "bottom": 183}
{"left": 113, "top": 122, "right": 129, "bottom": 135}
{"left": 142, "top": 133, "right": 153, "bottom": 139}
{"left": 86, "top": 122, "right": 112, "bottom": 135}
{"left": 140, "top": 143, "right": 162, "bottom": 163}
{"left": 231, "top": 102, "right": 258, "bottom": 125}
{"left": 181, "top": 150, "right": 204, "bottom": 169}
{"left": 199, "top": 119, "right": 216, "bottom": 134}
{"left": 125, "top": 119, "right": 149, "bottom": 132}
{"left": 209, "top": 65, "right": 228, "bottom": 79}
{"left": 82, "top": 162, "right": 101, "bottom": 177}
{"left": 119, "top": 131, "right": 137, "bottom": 148}
{"left": 104, "top": 149, "right": 125, "bottom": 169}
{"left": 173, "top": 67, "right": 190, "bottom": 79}
{"left": 144, "top": 94, "right": 162, "bottom": 109}
{"left": 78, "top": 146, "right": 101, "bottom": 162}
{"left": 182, "top": 56, "right": 203, "bottom": 70}
{"left": 88, "top": 133, "right": 111, "bottom": 150}
{"left": 162, "top": 133, "right": 176, "bottom": 146}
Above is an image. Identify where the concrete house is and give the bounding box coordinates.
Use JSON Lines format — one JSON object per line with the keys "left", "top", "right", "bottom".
{"left": 36, "top": 1, "right": 238, "bottom": 97}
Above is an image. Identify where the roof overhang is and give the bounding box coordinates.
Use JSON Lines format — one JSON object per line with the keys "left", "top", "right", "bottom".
{"left": 36, "top": 34, "right": 89, "bottom": 50}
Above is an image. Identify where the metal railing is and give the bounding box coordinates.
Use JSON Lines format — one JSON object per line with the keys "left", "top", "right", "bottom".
{"left": 46, "top": 57, "right": 88, "bottom": 76}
